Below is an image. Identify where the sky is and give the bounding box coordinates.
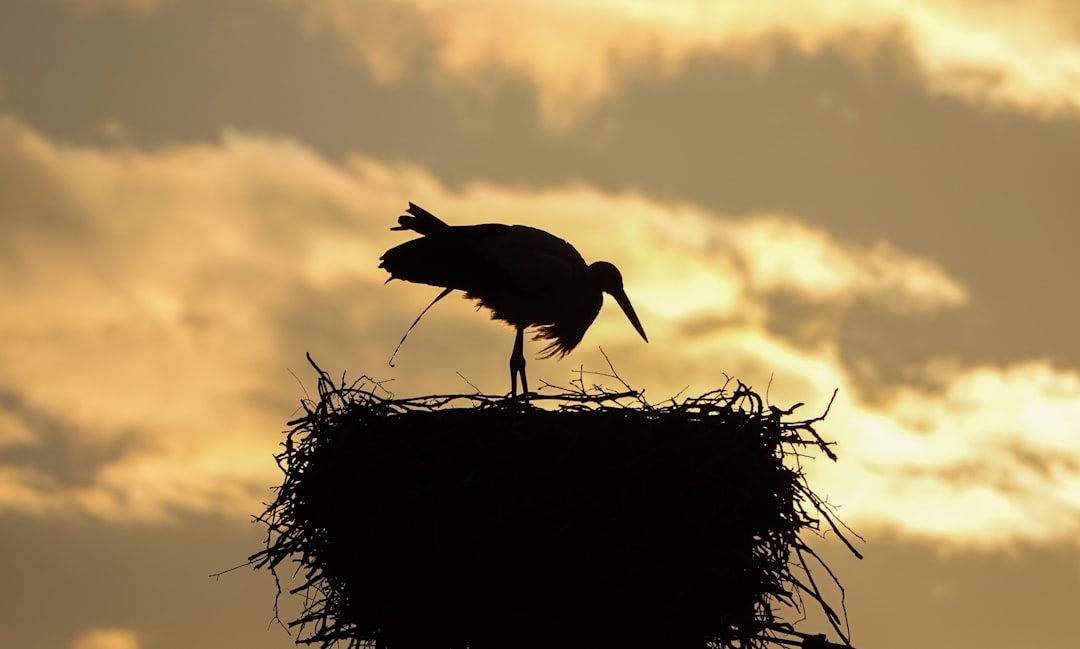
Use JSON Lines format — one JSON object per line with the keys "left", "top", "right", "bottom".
{"left": 2, "top": 0, "right": 1080, "bottom": 647}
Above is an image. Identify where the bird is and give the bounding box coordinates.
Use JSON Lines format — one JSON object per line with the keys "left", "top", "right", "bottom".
{"left": 379, "top": 203, "right": 648, "bottom": 396}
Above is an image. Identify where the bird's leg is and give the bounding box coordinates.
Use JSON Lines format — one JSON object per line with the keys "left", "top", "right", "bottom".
{"left": 510, "top": 326, "right": 528, "bottom": 397}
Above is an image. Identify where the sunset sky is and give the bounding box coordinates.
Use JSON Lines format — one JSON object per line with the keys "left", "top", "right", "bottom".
{"left": 2, "top": 0, "right": 1080, "bottom": 647}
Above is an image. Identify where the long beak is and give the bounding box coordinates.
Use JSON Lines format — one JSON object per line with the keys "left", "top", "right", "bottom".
{"left": 612, "top": 289, "right": 649, "bottom": 343}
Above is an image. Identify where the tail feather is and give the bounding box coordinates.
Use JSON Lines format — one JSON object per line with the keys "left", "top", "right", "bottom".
{"left": 392, "top": 202, "right": 449, "bottom": 235}
{"left": 382, "top": 206, "right": 515, "bottom": 291}
{"left": 380, "top": 235, "right": 515, "bottom": 292}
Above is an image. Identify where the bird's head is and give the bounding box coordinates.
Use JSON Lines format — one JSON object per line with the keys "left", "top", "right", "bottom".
{"left": 588, "top": 261, "right": 649, "bottom": 344}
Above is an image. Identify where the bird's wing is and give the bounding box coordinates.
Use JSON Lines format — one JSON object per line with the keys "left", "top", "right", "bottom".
{"left": 478, "top": 225, "right": 586, "bottom": 293}
{"left": 379, "top": 223, "right": 518, "bottom": 291}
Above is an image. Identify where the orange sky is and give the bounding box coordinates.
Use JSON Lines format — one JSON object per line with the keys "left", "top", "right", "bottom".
{"left": 2, "top": 1, "right": 1080, "bottom": 648}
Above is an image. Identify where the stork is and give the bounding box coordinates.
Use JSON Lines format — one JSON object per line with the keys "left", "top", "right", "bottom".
{"left": 379, "top": 203, "right": 648, "bottom": 396}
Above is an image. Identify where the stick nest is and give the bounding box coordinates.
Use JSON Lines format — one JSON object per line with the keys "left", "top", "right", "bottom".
{"left": 251, "top": 355, "right": 861, "bottom": 649}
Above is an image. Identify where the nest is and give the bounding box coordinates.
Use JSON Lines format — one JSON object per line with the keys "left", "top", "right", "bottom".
{"left": 250, "top": 355, "right": 861, "bottom": 649}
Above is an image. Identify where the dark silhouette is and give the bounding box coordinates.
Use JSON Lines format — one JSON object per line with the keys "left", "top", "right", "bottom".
{"left": 379, "top": 203, "right": 648, "bottom": 395}
{"left": 249, "top": 357, "right": 860, "bottom": 649}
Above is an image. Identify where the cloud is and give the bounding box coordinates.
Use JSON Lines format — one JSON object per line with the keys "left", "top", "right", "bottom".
{"left": 278, "top": 0, "right": 1080, "bottom": 127}
{"left": 72, "top": 628, "right": 140, "bottom": 649}
{"left": 815, "top": 360, "right": 1080, "bottom": 547}
{"left": 730, "top": 215, "right": 968, "bottom": 312}
{"left": 1, "top": 112, "right": 1078, "bottom": 550}
{"left": 0, "top": 398, "right": 37, "bottom": 450}
{"left": 0, "top": 115, "right": 397, "bottom": 522}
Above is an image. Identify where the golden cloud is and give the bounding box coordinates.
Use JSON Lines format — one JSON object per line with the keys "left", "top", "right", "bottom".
{"left": 0, "top": 116, "right": 396, "bottom": 522}
{"left": 730, "top": 215, "right": 968, "bottom": 312}
{"left": 816, "top": 360, "right": 1080, "bottom": 546}
{"left": 1, "top": 113, "right": 1077, "bottom": 549}
{"left": 281, "top": 0, "right": 1080, "bottom": 127}
{"left": 72, "top": 628, "right": 140, "bottom": 649}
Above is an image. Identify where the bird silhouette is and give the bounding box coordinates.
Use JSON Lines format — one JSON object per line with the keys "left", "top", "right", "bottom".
{"left": 379, "top": 203, "right": 648, "bottom": 396}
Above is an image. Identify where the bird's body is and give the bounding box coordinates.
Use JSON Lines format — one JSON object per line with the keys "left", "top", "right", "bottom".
{"left": 380, "top": 203, "right": 648, "bottom": 395}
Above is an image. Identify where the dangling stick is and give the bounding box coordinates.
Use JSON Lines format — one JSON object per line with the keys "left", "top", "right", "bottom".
{"left": 388, "top": 287, "right": 454, "bottom": 367}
